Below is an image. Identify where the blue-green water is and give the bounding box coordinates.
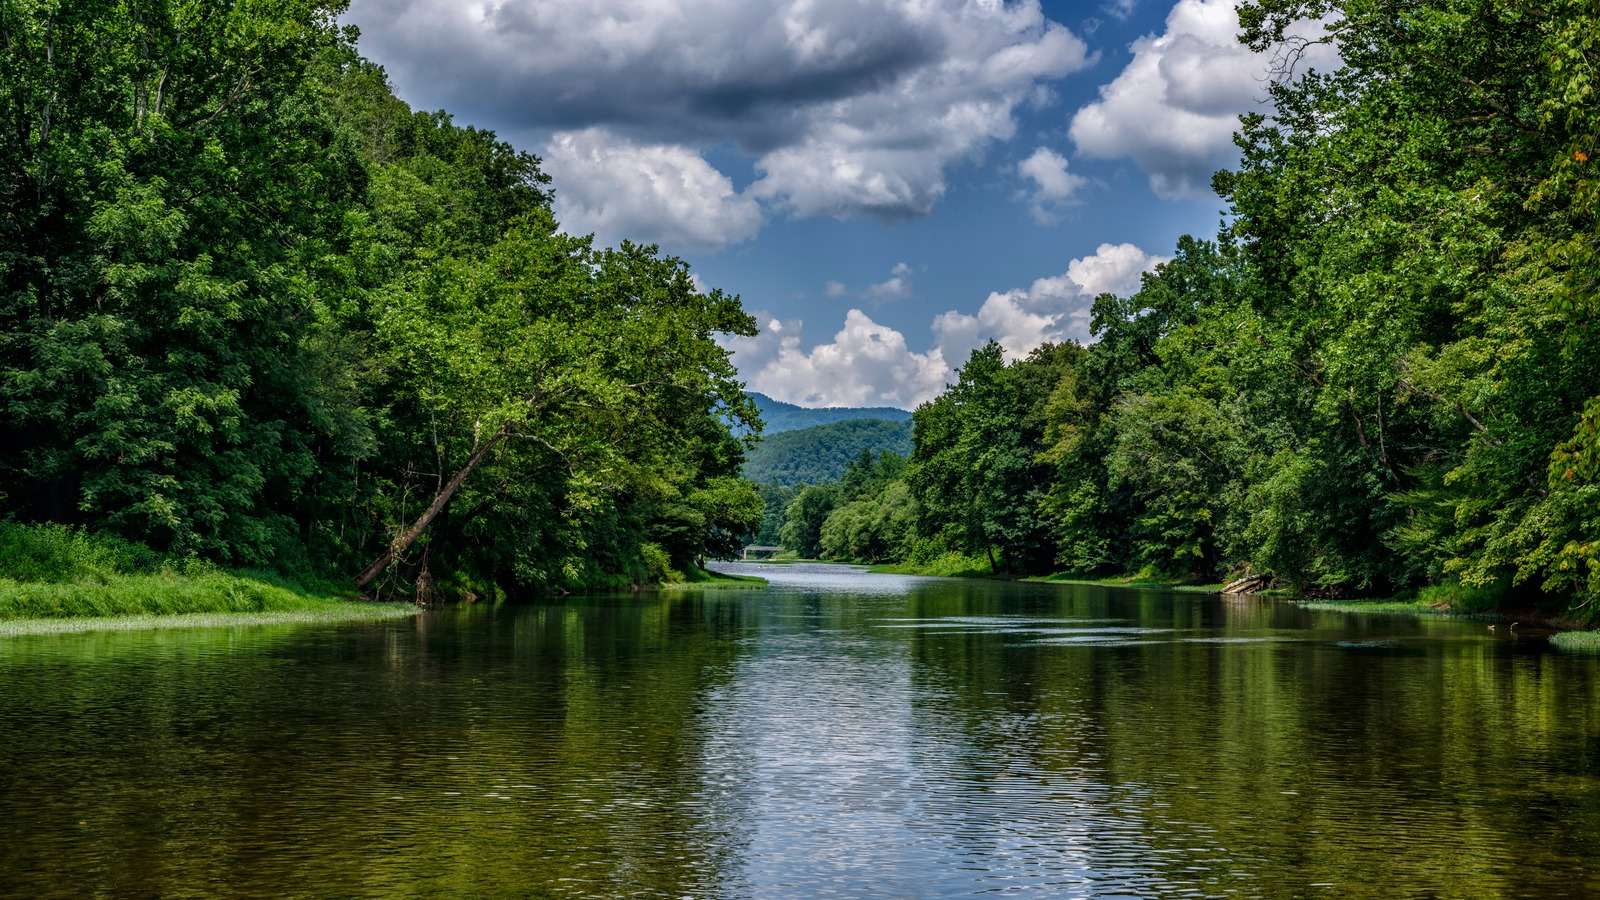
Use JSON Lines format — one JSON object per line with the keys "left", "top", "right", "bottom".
{"left": 2, "top": 563, "right": 1598, "bottom": 897}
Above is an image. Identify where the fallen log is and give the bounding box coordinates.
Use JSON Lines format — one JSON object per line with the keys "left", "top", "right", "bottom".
{"left": 1222, "top": 574, "right": 1271, "bottom": 595}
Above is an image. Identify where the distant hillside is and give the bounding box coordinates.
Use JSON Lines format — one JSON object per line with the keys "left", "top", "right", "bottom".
{"left": 744, "top": 418, "right": 914, "bottom": 487}
{"left": 747, "top": 391, "right": 912, "bottom": 434}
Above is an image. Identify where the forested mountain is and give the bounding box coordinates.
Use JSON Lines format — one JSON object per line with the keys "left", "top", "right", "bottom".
{"left": 781, "top": 0, "right": 1600, "bottom": 618}
{"left": 0, "top": 0, "right": 761, "bottom": 596}
{"left": 743, "top": 419, "right": 913, "bottom": 487}
{"left": 746, "top": 392, "right": 912, "bottom": 433}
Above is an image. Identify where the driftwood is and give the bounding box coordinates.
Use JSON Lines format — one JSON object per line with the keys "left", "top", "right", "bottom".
{"left": 1222, "top": 574, "right": 1271, "bottom": 595}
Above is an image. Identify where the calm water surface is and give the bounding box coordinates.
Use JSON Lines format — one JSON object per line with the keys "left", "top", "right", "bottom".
{"left": 3, "top": 563, "right": 1599, "bottom": 898}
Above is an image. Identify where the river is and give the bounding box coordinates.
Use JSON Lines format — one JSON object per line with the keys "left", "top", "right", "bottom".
{"left": 1, "top": 563, "right": 1598, "bottom": 897}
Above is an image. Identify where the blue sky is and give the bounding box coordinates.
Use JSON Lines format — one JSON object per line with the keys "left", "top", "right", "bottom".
{"left": 345, "top": 0, "right": 1333, "bottom": 408}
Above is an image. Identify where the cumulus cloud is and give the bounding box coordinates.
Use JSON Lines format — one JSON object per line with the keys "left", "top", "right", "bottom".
{"left": 1068, "top": 0, "right": 1338, "bottom": 198}
{"left": 1016, "top": 146, "right": 1087, "bottom": 224}
{"left": 724, "top": 243, "right": 1168, "bottom": 407}
{"left": 350, "top": 0, "right": 1095, "bottom": 236}
{"left": 724, "top": 310, "right": 951, "bottom": 408}
{"left": 937, "top": 241, "right": 1168, "bottom": 360}
{"left": 544, "top": 128, "right": 763, "bottom": 252}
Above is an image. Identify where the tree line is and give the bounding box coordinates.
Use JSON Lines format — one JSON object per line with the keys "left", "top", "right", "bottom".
{"left": 781, "top": 0, "right": 1600, "bottom": 617}
{"left": 0, "top": 0, "right": 762, "bottom": 598}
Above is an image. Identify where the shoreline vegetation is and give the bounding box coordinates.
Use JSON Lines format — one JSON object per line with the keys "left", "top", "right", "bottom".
{"left": 660, "top": 565, "right": 767, "bottom": 590}
{"left": 849, "top": 555, "right": 1600, "bottom": 644}
{"left": 3, "top": 2, "right": 1596, "bottom": 635}
{"left": 0, "top": 523, "right": 762, "bottom": 629}
{"left": 0, "top": 605, "right": 417, "bottom": 638}
{"left": 0, "top": 522, "right": 415, "bottom": 626}
{"left": 2, "top": 6, "right": 765, "bottom": 609}
{"left": 747, "top": 2, "right": 1599, "bottom": 652}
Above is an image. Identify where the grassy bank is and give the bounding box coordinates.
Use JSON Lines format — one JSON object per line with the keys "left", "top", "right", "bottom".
{"left": 1026, "top": 572, "right": 1224, "bottom": 593}
{"left": 662, "top": 564, "right": 767, "bottom": 590}
{"left": 869, "top": 552, "right": 992, "bottom": 578}
{"left": 1550, "top": 630, "right": 1600, "bottom": 652}
{"left": 0, "top": 603, "right": 417, "bottom": 636}
{"left": 0, "top": 522, "right": 411, "bottom": 624}
{"left": 868, "top": 554, "right": 1224, "bottom": 592}
{"left": 1292, "top": 599, "right": 1469, "bottom": 616}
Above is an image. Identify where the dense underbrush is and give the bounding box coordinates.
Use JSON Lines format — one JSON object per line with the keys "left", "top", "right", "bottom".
{"left": 0, "top": 523, "right": 368, "bottom": 619}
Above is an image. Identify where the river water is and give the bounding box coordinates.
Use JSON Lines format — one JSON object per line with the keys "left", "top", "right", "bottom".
{"left": 2, "top": 563, "right": 1598, "bottom": 898}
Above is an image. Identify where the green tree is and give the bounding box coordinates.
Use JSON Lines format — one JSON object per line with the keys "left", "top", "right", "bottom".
{"left": 0, "top": 0, "right": 364, "bottom": 563}
{"left": 779, "top": 484, "right": 838, "bottom": 560}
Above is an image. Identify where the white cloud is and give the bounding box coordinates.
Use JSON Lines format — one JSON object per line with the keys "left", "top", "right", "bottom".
{"left": 1016, "top": 146, "right": 1087, "bottom": 224}
{"left": 1068, "top": 0, "right": 1338, "bottom": 198}
{"left": 864, "top": 262, "right": 914, "bottom": 301}
{"left": 544, "top": 128, "right": 763, "bottom": 253}
{"left": 727, "top": 243, "right": 1169, "bottom": 408}
{"left": 727, "top": 310, "right": 951, "bottom": 408}
{"left": 936, "top": 241, "right": 1168, "bottom": 359}
{"left": 826, "top": 262, "right": 916, "bottom": 302}
{"left": 351, "top": 0, "right": 1095, "bottom": 229}
{"left": 1065, "top": 240, "right": 1160, "bottom": 296}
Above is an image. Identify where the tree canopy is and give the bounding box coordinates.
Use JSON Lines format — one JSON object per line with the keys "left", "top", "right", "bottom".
{"left": 0, "top": 0, "right": 761, "bottom": 597}
{"left": 791, "top": 0, "right": 1600, "bottom": 617}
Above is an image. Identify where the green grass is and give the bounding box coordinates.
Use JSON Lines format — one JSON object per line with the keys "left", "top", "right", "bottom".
{"left": 869, "top": 552, "right": 992, "bottom": 578}
{"left": 1, "top": 570, "right": 373, "bottom": 619}
{"left": 659, "top": 564, "right": 768, "bottom": 590}
{"left": 1550, "top": 630, "right": 1600, "bottom": 652}
{"left": 0, "top": 522, "right": 411, "bottom": 626}
{"left": 0, "top": 602, "right": 416, "bottom": 636}
{"left": 1293, "top": 579, "right": 1514, "bottom": 619}
{"left": 1412, "top": 578, "right": 1509, "bottom": 613}
{"left": 1027, "top": 571, "right": 1224, "bottom": 593}
{"left": 1294, "top": 599, "right": 1456, "bottom": 615}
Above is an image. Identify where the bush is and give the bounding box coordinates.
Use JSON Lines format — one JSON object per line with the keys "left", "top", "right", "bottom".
{"left": 0, "top": 522, "right": 371, "bottom": 620}
{"left": 0, "top": 522, "right": 161, "bottom": 583}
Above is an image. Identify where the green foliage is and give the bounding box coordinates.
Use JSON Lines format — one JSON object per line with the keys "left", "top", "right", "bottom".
{"left": 0, "top": 1, "right": 767, "bottom": 601}
{"left": 743, "top": 418, "right": 913, "bottom": 487}
{"left": 1550, "top": 630, "right": 1600, "bottom": 652}
{"left": 779, "top": 483, "right": 838, "bottom": 559}
{"left": 753, "top": 482, "right": 796, "bottom": 546}
{"left": 872, "top": 551, "right": 992, "bottom": 578}
{"left": 907, "top": 342, "right": 1078, "bottom": 574}
{"left": 819, "top": 480, "right": 917, "bottom": 563}
{"left": 0, "top": 523, "right": 380, "bottom": 620}
{"left": 0, "top": 521, "right": 160, "bottom": 583}
{"left": 838, "top": 0, "right": 1600, "bottom": 618}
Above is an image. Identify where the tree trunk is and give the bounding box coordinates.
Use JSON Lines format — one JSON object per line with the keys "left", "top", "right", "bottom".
{"left": 355, "top": 425, "right": 509, "bottom": 592}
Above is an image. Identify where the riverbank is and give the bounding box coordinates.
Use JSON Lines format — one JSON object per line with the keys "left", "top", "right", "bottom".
{"left": 867, "top": 554, "right": 1223, "bottom": 592}
{"left": 862, "top": 549, "right": 1600, "bottom": 648}
{"left": 0, "top": 565, "right": 417, "bottom": 627}
{"left": 0, "top": 602, "right": 417, "bottom": 636}
{"left": 0, "top": 522, "right": 413, "bottom": 626}
{"left": 663, "top": 564, "right": 767, "bottom": 590}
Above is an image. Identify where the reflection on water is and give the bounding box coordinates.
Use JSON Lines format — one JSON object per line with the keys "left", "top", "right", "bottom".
{"left": 2, "top": 563, "right": 1599, "bottom": 897}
